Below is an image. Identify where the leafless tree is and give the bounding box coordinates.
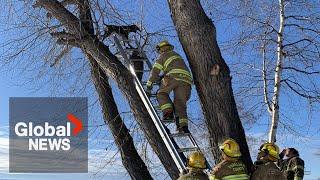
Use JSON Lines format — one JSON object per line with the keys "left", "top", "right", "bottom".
{"left": 167, "top": 0, "right": 253, "bottom": 171}
{"left": 0, "top": 0, "right": 155, "bottom": 178}
{"left": 203, "top": 0, "right": 320, "bottom": 143}
{"left": 7, "top": 0, "right": 184, "bottom": 178}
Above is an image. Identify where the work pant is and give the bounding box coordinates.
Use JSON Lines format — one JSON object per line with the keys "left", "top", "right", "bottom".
{"left": 157, "top": 76, "right": 191, "bottom": 127}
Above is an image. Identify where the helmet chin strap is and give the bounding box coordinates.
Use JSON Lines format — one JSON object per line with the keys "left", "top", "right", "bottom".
{"left": 260, "top": 150, "right": 269, "bottom": 157}
{"left": 259, "top": 150, "right": 270, "bottom": 161}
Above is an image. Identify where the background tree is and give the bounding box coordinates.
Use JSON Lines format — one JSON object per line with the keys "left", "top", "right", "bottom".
{"left": 202, "top": 0, "right": 320, "bottom": 143}
{"left": 167, "top": 0, "right": 253, "bottom": 170}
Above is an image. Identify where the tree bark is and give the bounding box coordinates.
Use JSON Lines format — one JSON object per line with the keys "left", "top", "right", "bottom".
{"left": 167, "top": 0, "right": 253, "bottom": 171}
{"left": 262, "top": 40, "right": 272, "bottom": 115}
{"left": 269, "top": 0, "right": 285, "bottom": 143}
{"left": 88, "top": 56, "right": 152, "bottom": 179}
{"left": 36, "top": 0, "right": 180, "bottom": 178}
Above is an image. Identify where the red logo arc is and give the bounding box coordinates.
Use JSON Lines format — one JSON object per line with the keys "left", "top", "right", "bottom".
{"left": 67, "top": 113, "right": 83, "bottom": 136}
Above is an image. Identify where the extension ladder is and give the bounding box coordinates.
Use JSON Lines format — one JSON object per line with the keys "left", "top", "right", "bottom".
{"left": 113, "top": 34, "right": 211, "bottom": 173}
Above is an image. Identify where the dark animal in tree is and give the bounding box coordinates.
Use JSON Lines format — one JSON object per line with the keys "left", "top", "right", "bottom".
{"left": 104, "top": 25, "right": 140, "bottom": 40}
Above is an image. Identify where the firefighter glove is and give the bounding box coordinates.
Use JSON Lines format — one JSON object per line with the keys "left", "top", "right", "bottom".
{"left": 146, "top": 85, "right": 152, "bottom": 97}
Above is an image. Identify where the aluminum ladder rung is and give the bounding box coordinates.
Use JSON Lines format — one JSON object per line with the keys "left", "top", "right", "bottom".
{"left": 162, "top": 119, "right": 176, "bottom": 123}
{"left": 177, "top": 147, "right": 199, "bottom": 153}
{"left": 169, "top": 132, "right": 191, "bottom": 138}
{"left": 141, "top": 81, "right": 160, "bottom": 86}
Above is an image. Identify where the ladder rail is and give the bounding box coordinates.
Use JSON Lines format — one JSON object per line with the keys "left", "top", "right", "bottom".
{"left": 114, "top": 36, "right": 187, "bottom": 173}
{"left": 114, "top": 36, "right": 130, "bottom": 67}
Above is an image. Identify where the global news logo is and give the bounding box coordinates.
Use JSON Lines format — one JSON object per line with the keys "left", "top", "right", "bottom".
{"left": 9, "top": 97, "right": 88, "bottom": 173}
{"left": 14, "top": 113, "right": 83, "bottom": 151}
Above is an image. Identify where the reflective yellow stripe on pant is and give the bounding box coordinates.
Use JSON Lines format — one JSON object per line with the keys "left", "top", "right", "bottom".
{"left": 221, "top": 174, "right": 249, "bottom": 180}
{"left": 160, "top": 103, "right": 173, "bottom": 111}
{"left": 179, "top": 118, "right": 188, "bottom": 127}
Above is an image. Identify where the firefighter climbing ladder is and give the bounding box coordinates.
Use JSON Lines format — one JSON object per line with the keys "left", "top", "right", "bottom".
{"left": 113, "top": 35, "right": 211, "bottom": 173}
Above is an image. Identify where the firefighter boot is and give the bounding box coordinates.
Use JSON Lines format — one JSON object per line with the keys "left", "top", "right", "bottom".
{"left": 176, "top": 117, "right": 190, "bottom": 133}
{"left": 162, "top": 109, "right": 174, "bottom": 121}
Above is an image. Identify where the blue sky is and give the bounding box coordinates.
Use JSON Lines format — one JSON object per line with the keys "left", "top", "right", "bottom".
{"left": 0, "top": 0, "right": 320, "bottom": 179}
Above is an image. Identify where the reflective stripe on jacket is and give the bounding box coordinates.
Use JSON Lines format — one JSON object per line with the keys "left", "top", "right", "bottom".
{"left": 147, "top": 50, "right": 192, "bottom": 86}
{"left": 209, "top": 160, "right": 249, "bottom": 180}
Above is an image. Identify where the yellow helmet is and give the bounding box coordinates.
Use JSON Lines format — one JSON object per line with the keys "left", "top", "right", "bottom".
{"left": 156, "top": 40, "right": 173, "bottom": 51}
{"left": 259, "top": 142, "right": 280, "bottom": 160}
{"left": 187, "top": 151, "right": 206, "bottom": 169}
{"left": 219, "top": 138, "right": 242, "bottom": 158}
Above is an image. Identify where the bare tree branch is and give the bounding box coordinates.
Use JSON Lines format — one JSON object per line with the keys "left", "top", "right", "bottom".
{"left": 284, "top": 23, "right": 320, "bottom": 34}
{"left": 283, "top": 38, "right": 314, "bottom": 47}
{"left": 50, "top": 45, "right": 71, "bottom": 67}
{"left": 283, "top": 79, "right": 320, "bottom": 100}
{"left": 282, "top": 66, "right": 320, "bottom": 75}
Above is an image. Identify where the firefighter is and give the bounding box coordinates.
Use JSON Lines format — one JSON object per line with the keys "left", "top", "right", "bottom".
{"left": 278, "top": 148, "right": 304, "bottom": 180}
{"left": 178, "top": 151, "right": 209, "bottom": 180}
{"left": 251, "top": 143, "right": 285, "bottom": 180}
{"left": 146, "top": 40, "right": 192, "bottom": 133}
{"left": 209, "top": 138, "right": 249, "bottom": 180}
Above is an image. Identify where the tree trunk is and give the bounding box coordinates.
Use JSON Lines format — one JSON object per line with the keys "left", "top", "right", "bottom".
{"left": 88, "top": 55, "right": 153, "bottom": 179}
{"left": 77, "top": 2, "right": 152, "bottom": 178}
{"left": 269, "top": 0, "right": 285, "bottom": 143}
{"left": 262, "top": 40, "right": 272, "bottom": 115}
{"left": 36, "top": 0, "right": 180, "bottom": 178}
{"left": 167, "top": 0, "right": 253, "bottom": 171}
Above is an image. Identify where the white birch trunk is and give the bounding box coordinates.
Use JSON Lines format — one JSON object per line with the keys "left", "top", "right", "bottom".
{"left": 269, "top": 0, "right": 285, "bottom": 143}
{"left": 262, "top": 41, "right": 272, "bottom": 115}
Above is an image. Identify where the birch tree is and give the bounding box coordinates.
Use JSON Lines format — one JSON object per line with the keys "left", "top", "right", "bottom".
{"left": 269, "top": 0, "right": 285, "bottom": 143}
{"left": 204, "top": 0, "right": 320, "bottom": 142}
